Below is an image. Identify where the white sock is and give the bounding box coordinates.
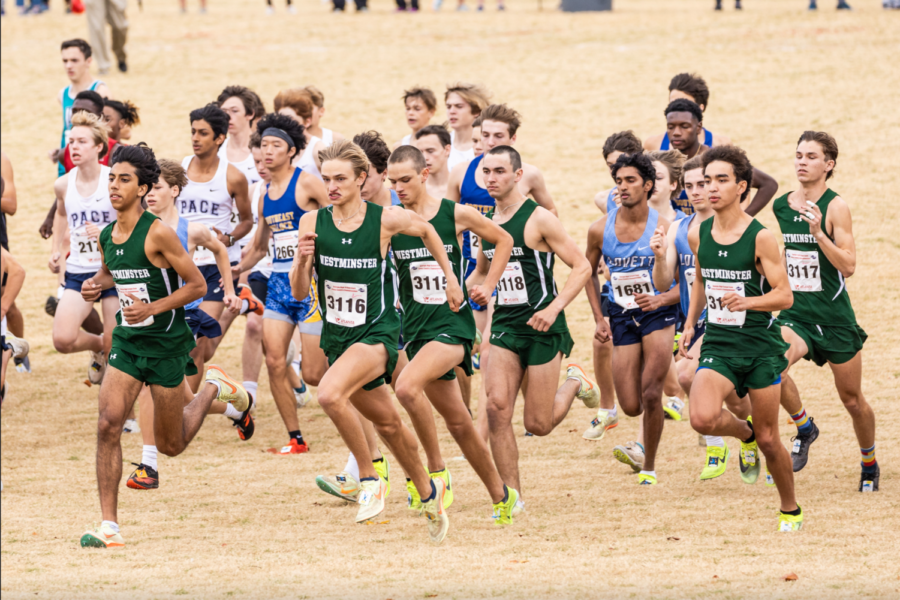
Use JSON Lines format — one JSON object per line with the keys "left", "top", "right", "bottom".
{"left": 207, "top": 379, "right": 222, "bottom": 395}
{"left": 224, "top": 403, "right": 242, "bottom": 419}
{"left": 239, "top": 299, "right": 250, "bottom": 315}
{"left": 706, "top": 436, "right": 725, "bottom": 448}
{"left": 640, "top": 470, "right": 657, "bottom": 478}
{"left": 601, "top": 406, "right": 618, "bottom": 419}
{"left": 102, "top": 520, "right": 120, "bottom": 533}
{"left": 344, "top": 453, "right": 360, "bottom": 480}
{"left": 291, "top": 358, "right": 301, "bottom": 377}
{"left": 57, "top": 284, "right": 65, "bottom": 300}
{"left": 243, "top": 381, "right": 258, "bottom": 401}
{"left": 141, "top": 445, "right": 158, "bottom": 470}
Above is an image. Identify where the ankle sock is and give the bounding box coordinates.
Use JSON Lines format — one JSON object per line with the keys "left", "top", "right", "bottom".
{"left": 743, "top": 419, "right": 756, "bottom": 444}
{"left": 345, "top": 453, "right": 360, "bottom": 480}
{"left": 781, "top": 506, "right": 802, "bottom": 516}
{"left": 861, "top": 444, "right": 877, "bottom": 472}
{"left": 243, "top": 381, "right": 258, "bottom": 402}
{"left": 421, "top": 480, "right": 437, "bottom": 503}
{"left": 601, "top": 407, "right": 617, "bottom": 419}
{"left": 239, "top": 299, "right": 250, "bottom": 315}
{"left": 639, "top": 470, "right": 657, "bottom": 479}
{"left": 288, "top": 430, "right": 304, "bottom": 445}
{"left": 224, "top": 403, "right": 242, "bottom": 419}
{"left": 207, "top": 379, "right": 222, "bottom": 395}
{"left": 102, "top": 520, "right": 120, "bottom": 534}
{"left": 635, "top": 442, "right": 645, "bottom": 453}
{"left": 706, "top": 436, "right": 725, "bottom": 448}
{"left": 141, "top": 445, "right": 158, "bottom": 470}
{"left": 790, "top": 408, "right": 812, "bottom": 434}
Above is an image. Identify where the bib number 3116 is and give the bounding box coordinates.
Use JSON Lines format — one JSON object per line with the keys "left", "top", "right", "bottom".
{"left": 610, "top": 271, "right": 653, "bottom": 310}
{"left": 116, "top": 282, "right": 155, "bottom": 328}
{"left": 324, "top": 280, "right": 367, "bottom": 327}
{"left": 705, "top": 280, "right": 746, "bottom": 326}
{"left": 786, "top": 250, "right": 822, "bottom": 292}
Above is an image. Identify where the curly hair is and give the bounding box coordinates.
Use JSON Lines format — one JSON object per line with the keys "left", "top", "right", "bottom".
{"left": 353, "top": 131, "right": 391, "bottom": 175}
{"left": 189, "top": 103, "right": 230, "bottom": 139}
{"left": 109, "top": 143, "right": 160, "bottom": 199}
{"left": 611, "top": 153, "right": 657, "bottom": 199}
{"left": 256, "top": 113, "right": 307, "bottom": 157}
{"left": 602, "top": 130, "right": 643, "bottom": 161}
{"left": 104, "top": 99, "right": 141, "bottom": 127}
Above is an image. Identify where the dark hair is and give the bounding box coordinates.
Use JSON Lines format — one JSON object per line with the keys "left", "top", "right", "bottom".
{"left": 388, "top": 145, "right": 427, "bottom": 173}
{"left": 414, "top": 124, "right": 451, "bottom": 148}
{"left": 255, "top": 113, "right": 307, "bottom": 155}
{"left": 60, "top": 38, "right": 92, "bottom": 59}
{"left": 701, "top": 145, "right": 754, "bottom": 201}
{"left": 403, "top": 87, "right": 437, "bottom": 112}
{"left": 611, "top": 153, "right": 657, "bottom": 198}
{"left": 683, "top": 154, "right": 705, "bottom": 176}
{"left": 249, "top": 131, "right": 262, "bottom": 150}
{"left": 74, "top": 90, "right": 105, "bottom": 114}
{"left": 668, "top": 73, "right": 710, "bottom": 110}
{"left": 487, "top": 145, "right": 522, "bottom": 172}
{"left": 109, "top": 143, "right": 161, "bottom": 199}
{"left": 664, "top": 99, "right": 703, "bottom": 124}
{"left": 353, "top": 131, "right": 391, "bottom": 174}
{"left": 189, "top": 103, "right": 230, "bottom": 140}
{"left": 602, "top": 130, "right": 643, "bottom": 160}
{"left": 797, "top": 131, "right": 838, "bottom": 180}
{"left": 217, "top": 85, "right": 261, "bottom": 118}
{"left": 104, "top": 99, "right": 141, "bottom": 126}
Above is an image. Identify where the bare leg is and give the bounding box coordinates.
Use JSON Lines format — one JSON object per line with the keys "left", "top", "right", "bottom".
{"left": 82, "top": 308, "right": 103, "bottom": 336}
{"left": 6, "top": 302, "right": 24, "bottom": 337}
{"left": 456, "top": 368, "right": 472, "bottom": 411}
{"left": 592, "top": 317, "right": 616, "bottom": 410}
{"left": 198, "top": 300, "right": 224, "bottom": 364}
{"left": 151, "top": 377, "right": 218, "bottom": 457}
{"left": 779, "top": 327, "right": 809, "bottom": 415}
{"left": 690, "top": 368, "right": 754, "bottom": 440}
{"left": 393, "top": 349, "right": 444, "bottom": 472}
{"left": 749, "top": 383, "right": 798, "bottom": 512}
{"left": 485, "top": 345, "right": 526, "bottom": 494}
{"left": 663, "top": 356, "right": 684, "bottom": 399}
{"left": 263, "top": 318, "right": 299, "bottom": 433}
{"left": 521, "top": 354, "right": 580, "bottom": 437}
{"left": 829, "top": 353, "right": 875, "bottom": 449}
{"left": 300, "top": 332, "right": 327, "bottom": 386}
{"left": 52, "top": 290, "right": 102, "bottom": 354}
{"left": 242, "top": 312, "right": 265, "bottom": 384}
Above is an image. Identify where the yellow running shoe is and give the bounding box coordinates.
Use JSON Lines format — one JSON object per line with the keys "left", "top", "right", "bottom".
{"left": 566, "top": 364, "right": 600, "bottom": 409}
{"left": 431, "top": 468, "right": 453, "bottom": 509}
{"left": 493, "top": 486, "right": 519, "bottom": 525}
{"left": 739, "top": 420, "right": 761, "bottom": 485}
{"left": 778, "top": 507, "right": 803, "bottom": 532}
{"left": 205, "top": 365, "right": 250, "bottom": 412}
{"left": 613, "top": 441, "right": 644, "bottom": 472}
{"left": 315, "top": 471, "right": 359, "bottom": 501}
{"left": 583, "top": 408, "right": 619, "bottom": 441}
{"left": 373, "top": 457, "right": 391, "bottom": 498}
{"left": 700, "top": 444, "right": 729, "bottom": 480}
{"left": 422, "top": 478, "right": 450, "bottom": 544}
{"left": 406, "top": 479, "right": 423, "bottom": 514}
{"left": 638, "top": 473, "right": 658, "bottom": 485}
{"left": 355, "top": 477, "right": 386, "bottom": 523}
{"left": 80, "top": 523, "right": 125, "bottom": 548}
{"left": 663, "top": 396, "right": 685, "bottom": 421}
{"left": 765, "top": 465, "right": 776, "bottom": 487}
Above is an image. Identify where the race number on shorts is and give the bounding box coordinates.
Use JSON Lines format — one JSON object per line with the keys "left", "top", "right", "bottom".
{"left": 409, "top": 261, "right": 447, "bottom": 305}
{"left": 274, "top": 230, "right": 299, "bottom": 262}
{"left": 497, "top": 262, "right": 529, "bottom": 306}
{"left": 684, "top": 267, "right": 696, "bottom": 303}
{"left": 116, "top": 282, "right": 154, "bottom": 327}
{"left": 610, "top": 271, "right": 653, "bottom": 310}
{"left": 705, "top": 280, "right": 746, "bottom": 326}
{"left": 71, "top": 229, "right": 101, "bottom": 267}
{"left": 786, "top": 250, "right": 822, "bottom": 292}
{"left": 323, "top": 280, "right": 367, "bottom": 327}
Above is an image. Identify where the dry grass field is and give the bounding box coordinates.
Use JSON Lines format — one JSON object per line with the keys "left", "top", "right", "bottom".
{"left": 2, "top": 0, "right": 899, "bottom": 598}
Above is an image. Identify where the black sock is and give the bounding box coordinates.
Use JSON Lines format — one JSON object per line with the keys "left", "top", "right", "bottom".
{"left": 781, "top": 506, "right": 802, "bottom": 516}
{"left": 288, "top": 430, "right": 304, "bottom": 444}
{"left": 743, "top": 419, "right": 756, "bottom": 444}
{"left": 360, "top": 476, "right": 378, "bottom": 482}
{"left": 421, "top": 480, "right": 437, "bottom": 503}
{"left": 501, "top": 484, "right": 509, "bottom": 504}
{"left": 372, "top": 456, "right": 384, "bottom": 464}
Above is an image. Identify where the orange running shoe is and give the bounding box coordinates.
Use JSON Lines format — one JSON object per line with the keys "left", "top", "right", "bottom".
{"left": 267, "top": 438, "right": 310, "bottom": 455}
{"left": 126, "top": 463, "right": 159, "bottom": 490}
{"left": 238, "top": 284, "right": 264, "bottom": 316}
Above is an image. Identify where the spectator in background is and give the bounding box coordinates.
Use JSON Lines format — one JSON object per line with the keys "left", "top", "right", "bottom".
{"left": 85, "top": 0, "right": 128, "bottom": 74}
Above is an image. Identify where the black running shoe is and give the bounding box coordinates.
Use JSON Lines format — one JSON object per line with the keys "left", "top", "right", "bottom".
{"left": 790, "top": 417, "right": 819, "bottom": 472}
{"left": 859, "top": 464, "right": 880, "bottom": 492}
{"left": 45, "top": 296, "right": 58, "bottom": 317}
{"left": 127, "top": 463, "right": 159, "bottom": 490}
{"left": 232, "top": 394, "right": 255, "bottom": 441}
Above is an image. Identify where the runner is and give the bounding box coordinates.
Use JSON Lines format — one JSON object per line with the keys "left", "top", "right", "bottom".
{"left": 395, "top": 87, "right": 437, "bottom": 147}
{"left": 79, "top": 143, "right": 249, "bottom": 548}
{"left": 1, "top": 241, "right": 29, "bottom": 403}
{"left": 1, "top": 151, "right": 27, "bottom": 375}
{"left": 413, "top": 125, "right": 452, "bottom": 200}
{"left": 474, "top": 146, "right": 593, "bottom": 506}
{"left": 592, "top": 130, "right": 643, "bottom": 215}
{"left": 773, "top": 131, "right": 876, "bottom": 491}
{"left": 444, "top": 82, "right": 491, "bottom": 172}
{"left": 585, "top": 152, "right": 677, "bottom": 485}
{"left": 354, "top": 131, "right": 400, "bottom": 207}
{"left": 302, "top": 85, "right": 345, "bottom": 146}
{"left": 233, "top": 113, "right": 329, "bottom": 455}
{"left": 647, "top": 150, "right": 689, "bottom": 223}
{"left": 678, "top": 145, "right": 802, "bottom": 531}
{"left": 645, "top": 73, "right": 730, "bottom": 151}
{"left": 102, "top": 99, "right": 140, "bottom": 143}
{"left": 274, "top": 88, "right": 327, "bottom": 180}
{"left": 59, "top": 91, "right": 120, "bottom": 175}
{"left": 292, "top": 139, "right": 455, "bottom": 542}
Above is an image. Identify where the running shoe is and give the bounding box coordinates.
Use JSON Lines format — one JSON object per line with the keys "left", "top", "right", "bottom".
{"left": 80, "top": 523, "right": 125, "bottom": 548}
{"left": 14, "top": 356, "right": 31, "bottom": 373}
{"left": 566, "top": 363, "right": 600, "bottom": 409}
{"left": 859, "top": 464, "right": 880, "bottom": 492}
{"left": 44, "top": 295, "right": 58, "bottom": 317}
{"left": 493, "top": 486, "right": 519, "bottom": 525}
{"left": 406, "top": 479, "right": 423, "bottom": 514}
{"left": 232, "top": 404, "right": 255, "bottom": 441}
{"left": 422, "top": 478, "right": 450, "bottom": 544}
{"left": 663, "top": 396, "right": 684, "bottom": 421}
{"left": 765, "top": 465, "right": 775, "bottom": 487}
{"left": 700, "top": 445, "right": 729, "bottom": 480}
{"left": 270, "top": 438, "right": 310, "bottom": 455}
{"left": 373, "top": 457, "right": 391, "bottom": 497}
{"left": 316, "top": 471, "right": 360, "bottom": 501}
{"left": 613, "top": 441, "right": 644, "bottom": 472}
{"left": 739, "top": 420, "right": 761, "bottom": 484}
{"left": 475, "top": 328, "right": 483, "bottom": 346}
{"left": 356, "top": 477, "right": 387, "bottom": 523}
{"left": 122, "top": 419, "right": 139, "bottom": 434}
{"left": 836, "top": 0, "right": 852, "bottom": 8}
{"left": 582, "top": 408, "right": 618, "bottom": 441}
{"left": 790, "top": 417, "right": 819, "bottom": 472}
{"left": 205, "top": 365, "right": 250, "bottom": 412}
{"left": 237, "top": 285, "right": 265, "bottom": 316}
{"left": 472, "top": 351, "right": 480, "bottom": 370}
{"left": 431, "top": 468, "right": 453, "bottom": 508}
{"left": 294, "top": 381, "right": 311, "bottom": 408}
{"left": 126, "top": 463, "right": 159, "bottom": 490}
{"left": 777, "top": 507, "right": 803, "bottom": 532}
{"left": 5, "top": 334, "right": 29, "bottom": 360}
{"left": 638, "top": 473, "right": 657, "bottom": 485}
{"left": 88, "top": 351, "right": 106, "bottom": 384}
{"left": 512, "top": 499, "right": 525, "bottom": 516}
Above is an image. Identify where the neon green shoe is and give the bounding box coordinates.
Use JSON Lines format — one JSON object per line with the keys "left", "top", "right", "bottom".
{"left": 663, "top": 396, "right": 685, "bottom": 421}
{"left": 765, "top": 465, "right": 776, "bottom": 487}
{"left": 566, "top": 364, "right": 600, "bottom": 409}
{"left": 493, "top": 486, "right": 519, "bottom": 525}
{"left": 475, "top": 328, "right": 483, "bottom": 346}
{"left": 80, "top": 523, "right": 125, "bottom": 548}
{"left": 637, "top": 473, "right": 657, "bottom": 485}
{"left": 431, "top": 468, "right": 453, "bottom": 509}
{"left": 739, "top": 420, "right": 761, "bottom": 484}
{"left": 700, "top": 444, "right": 729, "bottom": 480}
{"left": 373, "top": 456, "right": 391, "bottom": 498}
{"left": 778, "top": 507, "right": 803, "bottom": 532}
{"left": 406, "top": 479, "right": 423, "bottom": 514}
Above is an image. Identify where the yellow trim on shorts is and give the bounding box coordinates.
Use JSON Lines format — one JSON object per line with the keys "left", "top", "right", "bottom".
{"left": 302, "top": 277, "right": 322, "bottom": 323}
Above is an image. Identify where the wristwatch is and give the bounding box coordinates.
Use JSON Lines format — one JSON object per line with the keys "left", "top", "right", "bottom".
{"left": 226, "top": 234, "right": 235, "bottom": 247}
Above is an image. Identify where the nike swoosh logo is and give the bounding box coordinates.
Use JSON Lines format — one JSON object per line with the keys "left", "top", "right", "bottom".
{"left": 665, "top": 317, "right": 675, "bottom": 321}
{"left": 638, "top": 246, "right": 649, "bottom": 251}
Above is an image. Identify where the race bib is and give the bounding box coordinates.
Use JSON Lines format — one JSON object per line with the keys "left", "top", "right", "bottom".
{"left": 409, "top": 261, "right": 447, "bottom": 305}
{"left": 273, "top": 230, "right": 299, "bottom": 262}
{"left": 193, "top": 245, "right": 215, "bottom": 266}
{"left": 116, "top": 282, "right": 154, "bottom": 328}
{"left": 258, "top": 240, "right": 274, "bottom": 271}
{"left": 684, "top": 267, "right": 696, "bottom": 302}
{"left": 705, "top": 280, "right": 746, "bottom": 326}
{"left": 71, "top": 229, "right": 101, "bottom": 267}
{"left": 497, "top": 262, "right": 529, "bottom": 306}
{"left": 323, "top": 280, "right": 367, "bottom": 327}
{"left": 786, "top": 250, "right": 822, "bottom": 293}
{"left": 468, "top": 231, "right": 481, "bottom": 257}
{"left": 610, "top": 271, "right": 654, "bottom": 310}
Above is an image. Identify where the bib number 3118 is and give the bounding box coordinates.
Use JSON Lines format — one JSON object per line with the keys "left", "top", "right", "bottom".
{"left": 324, "top": 280, "right": 367, "bottom": 327}
{"left": 497, "top": 262, "right": 528, "bottom": 306}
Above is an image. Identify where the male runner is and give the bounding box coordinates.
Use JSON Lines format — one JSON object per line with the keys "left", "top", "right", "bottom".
{"left": 1, "top": 243, "right": 29, "bottom": 403}
{"left": 444, "top": 82, "right": 491, "bottom": 172}
{"left": 59, "top": 91, "right": 120, "bottom": 175}
{"left": 585, "top": 152, "right": 677, "bottom": 485}
{"left": 234, "top": 114, "right": 329, "bottom": 455}
{"left": 303, "top": 85, "right": 345, "bottom": 146}
{"left": 646, "top": 73, "right": 730, "bottom": 151}
{"left": 354, "top": 131, "right": 400, "bottom": 207}
{"left": 395, "top": 87, "right": 437, "bottom": 147}
{"left": 773, "top": 131, "right": 876, "bottom": 491}
{"left": 679, "top": 145, "right": 802, "bottom": 531}
{"left": 275, "top": 88, "right": 327, "bottom": 180}
{"left": 413, "top": 125, "right": 452, "bottom": 199}
{"left": 1, "top": 151, "right": 27, "bottom": 374}
{"left": 593, "top": 130, "right": 644, "bottom": 215}
{"left": 102, "top": 99, "right": 140, "bottom": 143}
{"left": 474, "top": 146, "right": 594, "bottom": 505}
{"left": 79, "top": 144, "right": 248, "bottom": 548}
{"left": 292, "top": 140, "right": 455, "bottom": 542}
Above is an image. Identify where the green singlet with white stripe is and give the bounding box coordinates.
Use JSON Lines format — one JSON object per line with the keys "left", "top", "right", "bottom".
{"left": 391, "top": 199, "right": 475, "bottom": 344}
{"left": 98, "top": 210, "right": 195, "bottom": 357}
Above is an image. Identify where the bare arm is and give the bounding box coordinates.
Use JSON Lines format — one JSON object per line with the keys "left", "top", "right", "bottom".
{"left": 744, "top": 167, "right": 778, "bottom": 216}
{"left": 50, "top": 177, "right": 69, "bottom": 272}
{"left": 95, "top": 82, "right": 110, "bottom": 99}
{"left": 525, "top": 166, "right": 558, "bottom": 217}
{"left": 301, "top": 172, "right": 331, "bottom": 208}
{"left": 455, "top": 204, "right": 512, "bottom": 295}
{"left": 679, "top": 227, "right": 706, "bottom": 357}
{"left": 584, "top": 217, "right": 607, "bottom": 324}
{"left": 651, "top": 221, "right": 679, "bottom": 292}
{"left": 0, "top": 249, "right": 24, "bottom": 320}
{"left": 809, "top": 196, "right": 856, "bottom": 278}
{"left": 291, "top": 212, "right": 318, "bottom": 302}
{"left": 236, "top": 190, "right": 270, "bottom": 275}
{"left": 193, "top": 224, "right": 239, "bottom": 312}
{"left": 445, "top": 162, "right": 466, "bottom": 203}
{"left": 643, "top": 133, "right": 665, "bottom": 152}
{"left": 218, "top": 164, "right": 251, "bottom": 245}
{"left": 1, "top": 152, "right": 17, "bottom": 216}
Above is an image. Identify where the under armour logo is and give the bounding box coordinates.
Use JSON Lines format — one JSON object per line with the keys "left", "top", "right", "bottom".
{"left": 110, "top": 354, "right": 117, "bottom": 360}
{"left": 116, "top": 249, "right": 124, "bottom": 256}
{"left": 702, "top": 357, "right": 714, "bottom": 363}
{"left": 718, "top": 251, "right": 727, "bottom": 257}
{"left": 793, "top": 216, "right": 803, "bottom": 222}
{"left": 342, "top": 238, "right": 352, "bottom": 245}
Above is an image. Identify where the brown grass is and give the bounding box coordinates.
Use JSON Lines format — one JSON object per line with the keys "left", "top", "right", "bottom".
{"left": 2, "top": 0, "right": 899, "bottom": 598}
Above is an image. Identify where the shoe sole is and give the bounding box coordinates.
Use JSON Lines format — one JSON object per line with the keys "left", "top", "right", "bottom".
{"left": 791, "top": 425, "right": 819, "bottom": 472}
{"left": 582, "top": 421, "right": 618, "bottom": 441}
{"left": 316, "top": 477, "right": 358, "bottom": 502}
{"left": 127, "top": 480, "right": 158, "bottom": 490}
{"left": 80, "top": 534, "right": 123, "bottom": 548}
{"left": 663, "top": 407, "right": 683, "bottom": 421}
{"left": 613, "top": 447, "right": 643, "bottom": 472}
{"left": 356, "top": 498, "right": 386, "bottom": 523}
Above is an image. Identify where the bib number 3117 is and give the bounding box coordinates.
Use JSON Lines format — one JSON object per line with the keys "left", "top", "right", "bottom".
{"left": 324, "top": 280, "right": 367, "bottom": 327}
{"left": 786, "top": 250, "right": 822, "bottom": 292}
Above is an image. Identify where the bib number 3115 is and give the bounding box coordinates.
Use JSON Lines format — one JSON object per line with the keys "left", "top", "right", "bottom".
{"left": 324, "top": 280, "right": 367, "bottom": 327}
{"left": 410, "top": 261, "right": 447, "bottom": 305}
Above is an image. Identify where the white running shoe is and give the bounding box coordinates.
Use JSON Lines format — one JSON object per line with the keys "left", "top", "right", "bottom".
{"left": 88, "top": 351, "right": 106, "bottom": 385}
{"left": 316, "top": 471, "right": 360, "bottom": 501}
{"left": 613, "top": 441, "right": 645, "bottom": 472}
{"left": 122, "top": 419, "right": 140, "bottom": 434}
{"left": 583, "top": 408, "right": 618, "bottom": 440}
{"left": 294, "top": 380, "right": 312, "bottom": 408}
{"left": 566, "top": 363, "right": 600, "bottom": 409}
{"left": 5, "top": 334, "right": 29, "bottom": 360}
{"left": 356, "top": 477, "right": 387, "bottom": 523}
{"left": 206, "top": 365, "right": 250, "bottom": 412}
{"left": 421, "top": 478, "right": 450, "bottom": 544}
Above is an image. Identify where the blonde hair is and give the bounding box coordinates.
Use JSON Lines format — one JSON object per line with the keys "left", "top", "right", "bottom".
{"left": 444, "top": 82, "right": 492, "bottom": 116}
{"left": 70, "top": 111, "right": 110, "bottom": 159}
{"left": 319, "top": 139, "right": 370, "bottom": 179}
{"left": 273, "top": 88, "right": 315, "bottom": 121}
{"left": 481, "top": 103, "right": 522, "bottom": 136}
{"left": 157, "top": 159, "right": 188, "bottom": 196}
{"left": 649, "top": 149, "right": 687, "bottom": 197}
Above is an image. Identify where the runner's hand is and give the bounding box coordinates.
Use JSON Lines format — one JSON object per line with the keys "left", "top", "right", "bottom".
{"left": 85, "top": 222, "right": 101, "bottom": 239}
{"left": 679, "top": 325, "right": 695, "bottom": 359}
{"left": 39, "top": 215, "right": 54, "bottom": 239}
{"left": 49, "top": 252, "right": 61, "bottom": 274}
{"left": 122, "top": 293, "right": 153, "bottom": 324}
{"left": 594, "top": 319, "right": 611, "bottom": 343}
{"left": 297, "top": 232, "right": 317, "bottom": 258}
{"left": 634, "top": 292, "right": 663, "bottom": 312}
{"left": 446, "top": 276, "right": 463, "bottom": 313}
{"left": 211, "top": 227, "right": 229, "bottom": 247}
{"left": 223, "top": 292, "right": 241, "bottom": 314}
{"left": 81, "top": 277, "right": 102, "bottom": 302}
{"left": 650, "top": 225, "right": 667, "bottom": 260}
{"left": 801, "top": 201, "right": 824, "bottom": 239}
{"left": 721, "top": 292, "right": 751, "bottom": 312}
{"left": 468, "top": 284, "right": 490, "bottom": 307}
{"left": 528, "top": 305, "right": 560, "bottom": 333}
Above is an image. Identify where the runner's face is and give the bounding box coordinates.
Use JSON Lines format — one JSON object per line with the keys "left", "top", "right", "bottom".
{"left": 252, "top": 147, "right": 270, "bottom": 182}
{"left": 405, "top": 97, "right": 434, "bottom": 132}
{"left": 704, "top": 161, "right": 745, "bottom": 210}
{"left": 615, "top": 166, "right": 651, "bottom": 208}
{"left": 413, "top": 134, "right": 449, "bottom": 172}
{"left": 260, "top": 136, "right": 294, "bottom": 171}
{"left": 606, "top": 150, "right": 623, "bottom": 173}
{"left": 472, "top": 126, "right": 483, "bottom": 155}
{"left": 651, "top": 160, "right": 676, "bottom": 203}
{"left": 666, "top": 111, "right": 701, "bottom": 151}
{"left": 321, "top": 159, "right": 364, "bottom": 206}
{"left": 108, "top": 162, "right": 145, "bottom": 210}
{"left": 146, "top": 179, "right": 177, "bottom": 213}
{"left": 191, "top": 119, "right": 223, "bottom": 156}
{"left": 359, "top": 165, "right": 385, "bottom": 201}
{"left": 683, "top": 168, "right": 708, "bottom": 211}
{"left": 68, "top": 126, "right": 101, "bottom": 166}
{"left": 669, "top": 89, "right": 705, "bottom": 112}
{"left": 102, "top": 106, "right": 122, "bottom": 140}
{"left": 445, "top": 93, "right": 474, "bottom": 130}
{"left": 482, "top": 153, "right": 519, "bottom": 199}
{"left": 311, "top": 104, "right": 324, "bottom": 127}
{"left": 481, "top": 120, "right": 514, "bottom": 152}
{"left": 795, "top": 140, "right": 833, "bottom": 183}
{"left": 220, "top": 97, "right": 253, "bottom": 136}
{"left": 387, "top": 160, "right": 426, "bottom": 205}
{"left": 61, "top": 48, "right": 89, "bottom": 81}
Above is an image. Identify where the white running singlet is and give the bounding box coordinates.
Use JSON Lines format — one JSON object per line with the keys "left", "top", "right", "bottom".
{"left": 179, "top": 155, "right": 240, "bottom": 263}
{"left": 64, "top": 165, "right": 114, "bottom": 274}
{"left": 294, "top": 135, "right": 323, "bottom": 181}
{"left": 320, "top": 128, "right": 334, "bottom": 147}
{"left": 448, "top": 130, "right": 475, "bottom": 173}
{"left": 249, "top": 181, "right": 274, "bottom": 278}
